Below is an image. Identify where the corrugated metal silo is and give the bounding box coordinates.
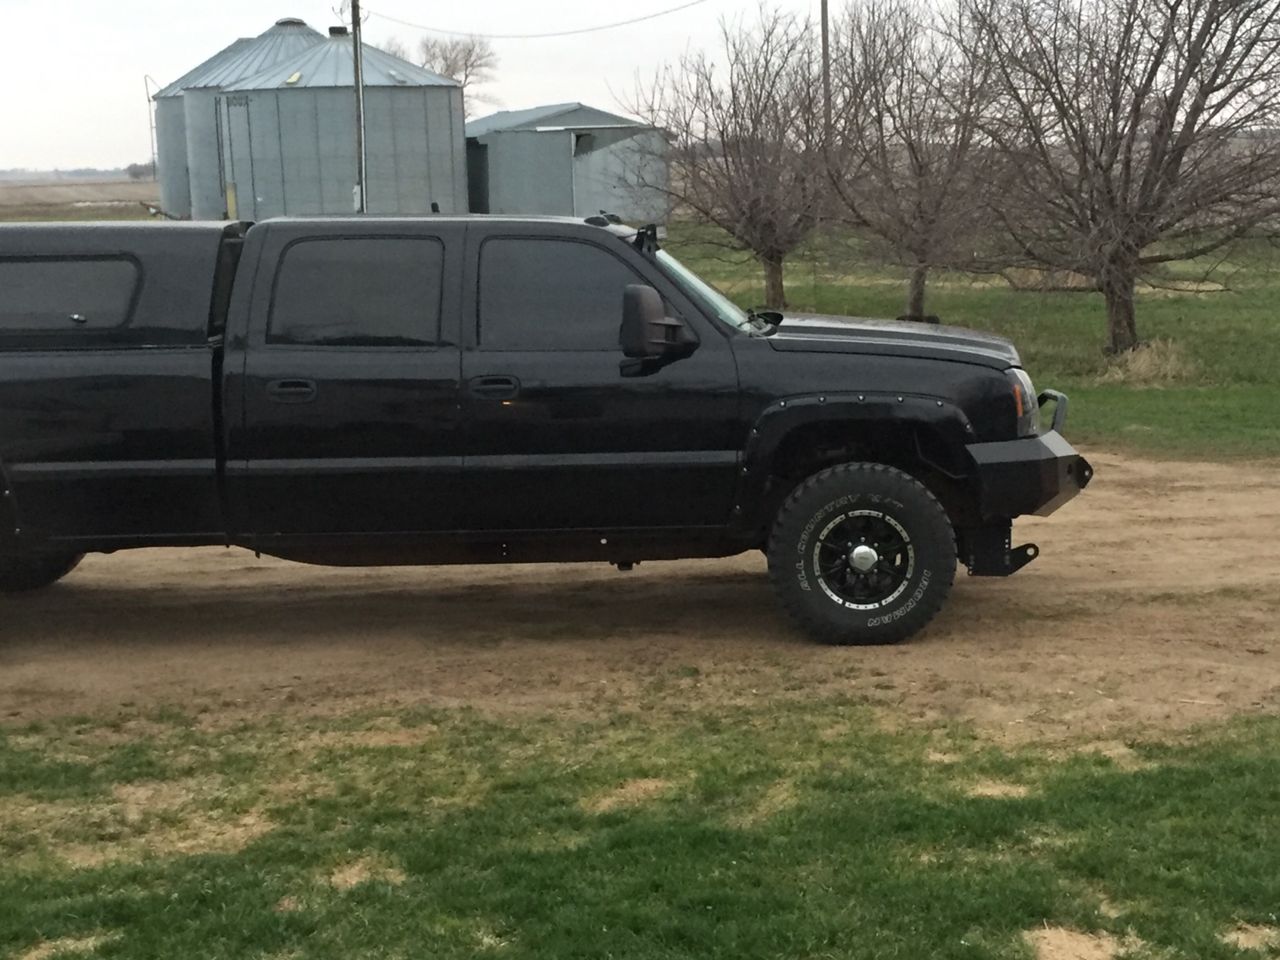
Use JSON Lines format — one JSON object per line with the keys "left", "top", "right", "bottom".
{"left": 152, "top": 19, "right": 323, "bottom": 219}
{"left": 154, "top": 38, "right": 253, "bottom": 218}
{"left": 219, "top": 30, "right": 467, "bottom": 219}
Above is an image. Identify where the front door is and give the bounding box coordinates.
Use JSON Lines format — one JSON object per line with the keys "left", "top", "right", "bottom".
{"left": 230, "top": 222, "right": 464, "bottom": 539}
{"left": 460, "top": 227, "right": 741, "bottom": 532}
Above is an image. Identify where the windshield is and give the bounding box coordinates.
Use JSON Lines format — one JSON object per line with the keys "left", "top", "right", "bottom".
{"left": 653, "top": 250, "right": 754, "bottom": 332}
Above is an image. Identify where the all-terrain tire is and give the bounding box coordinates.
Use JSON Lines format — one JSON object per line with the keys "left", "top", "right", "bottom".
{"left": 767, "top": 463, "right": 956, "bottom": 645}
{"left": 0, "top": 552, "right": 83, "bottom": 593}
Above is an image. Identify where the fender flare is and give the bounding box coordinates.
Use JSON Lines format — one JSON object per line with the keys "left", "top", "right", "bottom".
{"left": 731, "top": 392, "right": 977, "bottom": 534}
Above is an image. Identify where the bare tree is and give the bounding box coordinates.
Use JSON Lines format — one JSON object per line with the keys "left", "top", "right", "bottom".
{"left": 632, "top": 9, "right": 826, "bottom": 307}
{"left": 417, "top": 35, "right": 499, "bottom": 117}
{"left": 375, "top": 36, "right": 410, "bottom": 60}
{"left": 828, "top": 0, "right": 994, "bottom": 319}
{"left": 967, "top": 0, "right": 1280, "bottom": 352}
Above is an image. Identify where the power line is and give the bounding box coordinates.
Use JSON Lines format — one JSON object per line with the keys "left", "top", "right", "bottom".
{"left": 366, "top": 0, "right": 712, "bottom": 40}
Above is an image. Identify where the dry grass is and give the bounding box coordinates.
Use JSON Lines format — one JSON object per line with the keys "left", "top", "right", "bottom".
{"left": 582, "top": 777, "right": 674, "bottom": 813}
{"left": 965, "top": 779, "right": 1032, "bottom": 799}
{"left": 728, "top": 779, "right": 799, "bottom": 828}
{"left": 14, "top": 934, "right": 118, "bottom": 960}
{"left": 1096, "top": 338, "right": 1200, "bottom": 386}
{"left": 328, "top": 854, "right": 408, "bottom": 890}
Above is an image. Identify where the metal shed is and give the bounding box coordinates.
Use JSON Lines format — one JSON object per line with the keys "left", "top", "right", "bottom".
{"left": 153, "top": 19, "right": 324, "bottom": 219}
{"left": 465, "top": 103, "right": 670, "bottom": 222}
{"left": 217, "top": 30, "right": 467, "bottom": 220}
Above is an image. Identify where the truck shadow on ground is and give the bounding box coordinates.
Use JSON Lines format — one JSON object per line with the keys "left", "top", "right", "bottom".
{"left": 2, "top": 565, "right": 822, "bottom": 649}
{"left": 0, "top": 561, "right": 1027, "bottom": 655}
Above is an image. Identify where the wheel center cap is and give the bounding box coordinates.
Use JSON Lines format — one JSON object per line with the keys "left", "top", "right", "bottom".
{"left": 849, "top": 544, "right": 879, "bottom": 573}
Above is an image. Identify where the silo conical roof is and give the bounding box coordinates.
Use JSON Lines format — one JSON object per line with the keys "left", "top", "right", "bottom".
{"left": 224, "top": 33, "right": 459, "bottom": 90}
{"left": 154, "top": 18, "right": 325, "bottom": 98}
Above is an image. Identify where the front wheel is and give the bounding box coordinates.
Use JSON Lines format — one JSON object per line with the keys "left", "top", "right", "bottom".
{"left": 767, "top": 463, "right": 956, "bottom": 645}
{"left": 0, "top": 551, "right": 84, "bottom": 593}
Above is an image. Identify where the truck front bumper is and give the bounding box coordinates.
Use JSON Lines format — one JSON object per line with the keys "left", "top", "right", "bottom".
{"left": 959, "top": 390, "right": 1092, "bottom": 576}
{"left": 966, "top": 429, "right": 1093, "bottom": 519}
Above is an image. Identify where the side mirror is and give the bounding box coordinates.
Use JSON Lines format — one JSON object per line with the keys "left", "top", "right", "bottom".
{"left": 620, "top": 284, "right": 696, "bottom": 360}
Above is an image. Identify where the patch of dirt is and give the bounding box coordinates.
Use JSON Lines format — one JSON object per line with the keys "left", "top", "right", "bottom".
{"left": 273, "top": 895, "right": 303, "bottom": 913}
{"left": 1, "top": 452, "right": 1278, "bottom": 743}
{"left": 1023, "top": 927, "right": 1136, "bottom": 960}
{"left": 328, "top": 854, "right": 407, "bottom": 890}
{"left": 966, "top": 780, "right": 1031, "bottom": 799}
{"left": 583, "top": 777, "right": 674, "bottom": 814}
{"left": 1221, "top": 924, "right": 1280, "bottom": 952}
{"left": 15, "top": 934, "right": 116, "bottom": 960}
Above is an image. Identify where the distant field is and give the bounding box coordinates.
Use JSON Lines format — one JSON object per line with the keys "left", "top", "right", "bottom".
{"left": 0, "top": 180, "right": 159, "bottom": 222}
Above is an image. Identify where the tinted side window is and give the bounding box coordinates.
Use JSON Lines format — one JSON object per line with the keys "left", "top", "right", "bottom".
{"left": 479, "top": 238, "right": 641, "bottom": 350}
{"left": 269, "top": 237, "right": 443, "bottom": 347}
{"left": 0, "top": 258, "right": 139, "bottom": 333}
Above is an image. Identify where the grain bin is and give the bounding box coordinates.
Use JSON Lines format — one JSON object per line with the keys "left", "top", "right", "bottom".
{"left": 217, "top": 29, "right": 466, "bottom": 219}
{"left": 152, "top": 19, "right": 324, "bottom": 219}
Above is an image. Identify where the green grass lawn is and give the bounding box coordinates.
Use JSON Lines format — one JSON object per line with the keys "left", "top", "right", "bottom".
{"left": 664, "top": 227, "right": 1280, "bottom": 459}
{"left": 4, "top": 704, "right": 1279, "bottom": 960}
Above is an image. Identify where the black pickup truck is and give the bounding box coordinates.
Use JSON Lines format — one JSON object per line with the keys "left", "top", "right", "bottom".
{"left": 0, "top": 216, "right": 1090, "bottom": 644}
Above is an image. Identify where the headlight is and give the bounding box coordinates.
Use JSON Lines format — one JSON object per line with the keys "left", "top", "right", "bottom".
{"left": 1006, "top": 368, "right": 1039, "bottom": 437}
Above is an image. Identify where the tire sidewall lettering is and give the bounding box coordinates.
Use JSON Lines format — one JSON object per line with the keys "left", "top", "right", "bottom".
{"left": 794, "top": 491, "right": 919, "bottom": 619}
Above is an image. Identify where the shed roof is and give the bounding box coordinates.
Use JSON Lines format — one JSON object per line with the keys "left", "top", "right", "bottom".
{"left": 225, "top": 35, "right": 457, "bottom": 90}
{"left": 154, "top": 18, "right": 324, "bottom": 98}
{"left": 466, "top": 103, "right": 648, "bottom": 137}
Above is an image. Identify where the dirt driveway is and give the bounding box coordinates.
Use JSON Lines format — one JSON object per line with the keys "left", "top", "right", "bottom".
{"left": 1, "top": 451, "right": 1276, "bottom": 741}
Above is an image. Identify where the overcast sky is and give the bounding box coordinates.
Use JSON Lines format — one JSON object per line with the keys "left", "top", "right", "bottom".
{"left": 2, "top": 0, "right": 818, "bottom": 170}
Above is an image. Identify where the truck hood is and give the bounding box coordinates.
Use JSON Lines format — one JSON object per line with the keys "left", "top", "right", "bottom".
{"left": 765, "top": 314, "right": 1021, "bottom": 369}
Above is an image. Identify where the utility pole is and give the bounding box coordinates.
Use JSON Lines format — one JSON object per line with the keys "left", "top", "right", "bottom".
{"left": 143, "top": 76, "right": 159, "bottom": 180}
{"left": 820, "top": 0, "right": 832, "bottom": 143}
{"left": 351, "top": 0, "right": 369, "bottom": 212}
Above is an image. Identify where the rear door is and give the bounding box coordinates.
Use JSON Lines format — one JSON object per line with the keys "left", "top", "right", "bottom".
{"left": 227, "top": 221, "right": 465, "bottom": 538}
{"left": 460, "top": 225, "right": 741, "bottom": 532}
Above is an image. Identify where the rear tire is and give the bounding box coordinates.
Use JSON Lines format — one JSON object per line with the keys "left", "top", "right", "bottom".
{"left": 0, "top": 552, "right": 83, "bottom": 593}
{"left": 767, "top": 463, "right": 955, "bottom": 645}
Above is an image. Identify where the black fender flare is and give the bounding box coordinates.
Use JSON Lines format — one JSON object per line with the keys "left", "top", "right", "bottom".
{"left": 731, "top": 392, "right": 977, "bottom": 535}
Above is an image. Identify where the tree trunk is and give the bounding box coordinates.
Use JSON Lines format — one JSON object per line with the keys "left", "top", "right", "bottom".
{"left": 761, "top": 257, "right": 787, "bottom": 309}
{"left": 905, "top": 263, "right": 928, "bottom": 318}
{"left": 1102, "top": 267, "right": 1139, "bottom": 353}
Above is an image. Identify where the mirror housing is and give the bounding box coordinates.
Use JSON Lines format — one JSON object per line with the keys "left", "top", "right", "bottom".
{"left": 620, "top": 284, "right": 696, "bottom": 360}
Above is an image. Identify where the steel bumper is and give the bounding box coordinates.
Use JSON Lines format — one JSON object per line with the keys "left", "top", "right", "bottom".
{"left": 966, "top": 430, "right": 1093, "bottom": 519}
